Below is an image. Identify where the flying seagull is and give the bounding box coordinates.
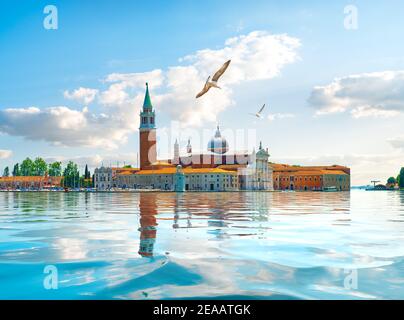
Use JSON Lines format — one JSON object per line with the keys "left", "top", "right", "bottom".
{"left": 249, "top": 104, "right": 266, "bottom": 118}
{"left": 196, "top": 60, "right": 231, "bottom": 98}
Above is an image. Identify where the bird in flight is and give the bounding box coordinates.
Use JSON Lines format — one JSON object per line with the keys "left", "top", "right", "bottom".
{"left": 249, "top": 104, "right": 266, "bottom": 119}
{"left": 196, "top": 60, "right": 231, "bottom": 98}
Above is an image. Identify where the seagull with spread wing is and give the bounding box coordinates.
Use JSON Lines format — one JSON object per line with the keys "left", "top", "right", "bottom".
{"left": 249, "top": 104, "right": 266, "bottom": 119}
{"left": 196, "top": 60, "right": 231, "bottom": 98}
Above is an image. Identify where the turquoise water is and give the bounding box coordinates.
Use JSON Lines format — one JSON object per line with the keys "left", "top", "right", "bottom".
{"left": 0, "top": 190, "right": 403, "bottom": 299}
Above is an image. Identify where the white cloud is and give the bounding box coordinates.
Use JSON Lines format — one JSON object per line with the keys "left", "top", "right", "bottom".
{"left": 104, "top": 30, "right": 301, "bottom": 127}
{"left": 388, "top": 136, "right": 404, "bottom": 150}
{"left": 0, "top": 106, "right": 136, "bottom": 149}
{"left": 309, "top": 71, "right": 404, "bottom": 118}
{"left": 268, "top": 113, "right": 295, "bottom": 121}
{"left": 0, "top": 149, "right": 12, "bottom": 159}
{"left": 99, "top": 69, "right": 163, "bottom": 106}
{"left": 64, "top": 87, "right": 98, "bottom": 105}
{"left": 0, "top": 30, "right": 300, "bottom": 148}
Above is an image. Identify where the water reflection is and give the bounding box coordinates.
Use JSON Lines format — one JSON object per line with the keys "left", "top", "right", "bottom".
{"left": 1, "top": 190, "right": 404, "bottom": 299}
{"left": 134, "top": 191, "right": 352, "bottom": 247}
{"left": 138, "top": 193, "right": 158, "bottom": 257}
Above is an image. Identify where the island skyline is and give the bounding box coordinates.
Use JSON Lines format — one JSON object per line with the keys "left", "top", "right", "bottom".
{"left": 1, "top": 1, "right": 404, "bottom": 186}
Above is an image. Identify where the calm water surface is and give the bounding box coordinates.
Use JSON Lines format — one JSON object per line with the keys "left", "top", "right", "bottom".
{"left": 0, "top": 190, "right": 403, "bottom": 299}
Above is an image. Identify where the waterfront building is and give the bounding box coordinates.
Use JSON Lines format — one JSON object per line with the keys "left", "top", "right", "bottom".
{"left": 0, "top": 175, "right": 62, "bottom": 190}
{"left": 272, "top": 164, "right": 350, "bottom": 191}
{"left": 115, "top": 165, "right": 239, "bottom": 191}
{"left": 94, "top": 166, "right": 113, "bottom": 190}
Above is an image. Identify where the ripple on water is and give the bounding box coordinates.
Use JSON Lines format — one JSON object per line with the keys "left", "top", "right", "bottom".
{"left": 0, "top": 190, "right": 403, "bottom": 299}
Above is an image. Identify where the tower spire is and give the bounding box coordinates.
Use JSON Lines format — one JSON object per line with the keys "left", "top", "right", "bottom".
{"left": 143, "top": 82, "right": 153, "bottom": 110}
{"left": 139, "top": 82, "right": 157, "bottom": 169}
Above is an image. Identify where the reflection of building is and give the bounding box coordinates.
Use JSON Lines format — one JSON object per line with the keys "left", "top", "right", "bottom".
{"left": 272, "top": 164, "right": 350, "bottom": 191}
{"left": 95, "top": 83, "right": 273, "bottom": 191}
{"left": 138, "top": 193, "right": 158, "bottom": 257}
{"left": 0, "top": 175, "right": 62, "bottom": 190}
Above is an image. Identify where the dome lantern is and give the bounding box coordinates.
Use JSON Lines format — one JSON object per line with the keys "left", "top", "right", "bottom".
{"left": 207, "top": 125, "right": 229, "bottom": 154}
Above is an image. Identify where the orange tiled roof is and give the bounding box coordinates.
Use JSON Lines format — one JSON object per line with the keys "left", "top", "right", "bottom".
{"left": 0, "top": 176, "right": 62, "bottom": 182}
{"left": 217, "top": 164, "right": 247, "bottom": 170}
{"left": 132, "top": 167, "right": 236, "bottom": 175}
{"left": 114, "top": 167, "right": 139, "bottom": 171}
{"left": 118, "top": 171, "right": 139, "bottom": 176}
{"left": 275, "top": 169, "right": 348, "bottom": 176}
{"left": 271, "top": 163, "right": 349, "bottom": 172}
{"left": 319, "top": 170, "right": 348, "bottom": 175}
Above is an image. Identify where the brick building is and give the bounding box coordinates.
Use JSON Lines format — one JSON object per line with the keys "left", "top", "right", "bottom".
{"left": 271, "top": 164, "right": 350, "bottom": 191}
{"left": 0, "top": 176, "right": 63, "bottom": 190}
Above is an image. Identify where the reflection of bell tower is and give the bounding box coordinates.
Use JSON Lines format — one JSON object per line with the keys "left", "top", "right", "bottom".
{"left": 138, "top": 193, "right": 158, "bottom": 257}
{"left": 139, "top": 83, "right": 157, "bottom": 170}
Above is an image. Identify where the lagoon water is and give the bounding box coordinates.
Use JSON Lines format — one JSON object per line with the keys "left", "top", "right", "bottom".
{"left": 0, "top": 190, "right": 403, "bottom": 299}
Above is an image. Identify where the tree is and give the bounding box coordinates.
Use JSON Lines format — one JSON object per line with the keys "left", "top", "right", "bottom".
{"left": 3, "top": 167, "right": 9, "bottom": 177}
{"left": 48, "top": 162, "right": 62, "bottom": 177}
{"left": 32, "top": 157, "right": 47, "bottom": 176}
{"left": 12, "top": 163, "right": 20, "bottom": 176}
{"left": 20, "top": 158, "right": 34, "bottom": 176}
{"left": 387, "top": 177, "right": 396, "bottom": 184}
{"left": 84, "top": 164, "right": 91, "bottom": 179}
{"left": 63, "top": 161, "right": 80, "bottom": 188}
{"left": 400, "top": 168, "right": 404, "bottom": 189}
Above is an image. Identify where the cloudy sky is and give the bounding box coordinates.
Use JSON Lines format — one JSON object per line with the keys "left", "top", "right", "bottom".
{"left": 1, "top": 0, "right": 404, "bottom": 185}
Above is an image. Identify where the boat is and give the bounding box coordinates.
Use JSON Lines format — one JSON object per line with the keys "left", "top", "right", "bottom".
{"left": 323, "top": 186, "right": 338, "bottom": 192}
{"left": 366, "top": 185, "right": 389, "bottom": 191}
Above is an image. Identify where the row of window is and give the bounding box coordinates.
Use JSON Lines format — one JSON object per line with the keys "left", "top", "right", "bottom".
{"left": 96, "top": 176, "right": 111, "bottom": 182}
{"left": 275, "top": 175, "right": 349, "bottom": 182}
{"left": 141, "top": 116, "right": 155, "bottom": 124}
{"left": 275, "top": 176, "right": 322, "bottom": 182}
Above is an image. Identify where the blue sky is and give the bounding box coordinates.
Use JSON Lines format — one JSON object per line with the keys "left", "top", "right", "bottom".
{"left": 1, "top": 0, "right": 404, "bottom": 184}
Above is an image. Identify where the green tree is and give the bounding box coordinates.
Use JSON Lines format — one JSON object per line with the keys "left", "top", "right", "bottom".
{"left": 84, "top": 164, "right": 91, "bottom": 179}
{"left": 63, "top": 161, "right": 80, "bottom": 188}
{"left": 3, "top": 167, "right": 9, "bottom": 177}
{"left": 48, "top": 162, "right": 62, "bottom": 177}
{"left": 387, "top": 177, "right": 396, "bottom": 184}
{"left": 12, "top": 163, "right": 20, "bottom": 176}
{"left": 400, "top": 168, "right": 404, "bottom": 189}
{"left": 123, "top": 165, "right": 132, "bottom": 168}
{"left": 32, "top": 157, "right": 47, "bottom": 176}
{"left": 20, "top": 158, "right": 34, "bottom": 176}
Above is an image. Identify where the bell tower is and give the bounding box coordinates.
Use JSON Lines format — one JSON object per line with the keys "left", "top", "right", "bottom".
{"left": 139, "top": 83, "right": 157, "bottom": 169}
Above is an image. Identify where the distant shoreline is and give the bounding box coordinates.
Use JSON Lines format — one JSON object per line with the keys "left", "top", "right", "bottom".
{"left": 0, "top": 189, "right": 277, "bottom": 193}
{"left": 0, "top": 189, "right": 359, "bottom": 193}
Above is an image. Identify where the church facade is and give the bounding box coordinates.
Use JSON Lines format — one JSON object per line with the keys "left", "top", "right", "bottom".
{"left": 95, "top": 83, "right": 274, "bottom": 192}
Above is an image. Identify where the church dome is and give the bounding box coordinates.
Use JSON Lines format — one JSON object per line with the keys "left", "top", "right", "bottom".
{"left": 207, "top": 126, "right": 229, "bottom": 154}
